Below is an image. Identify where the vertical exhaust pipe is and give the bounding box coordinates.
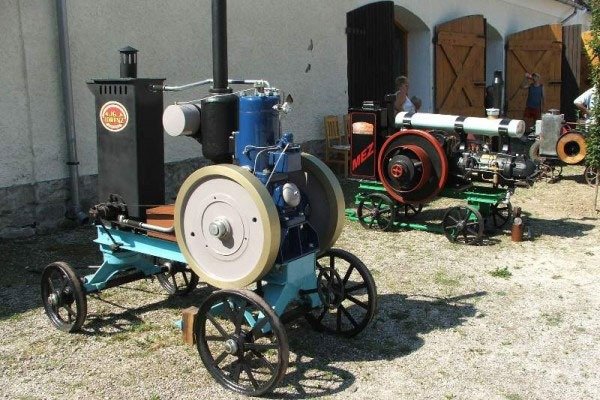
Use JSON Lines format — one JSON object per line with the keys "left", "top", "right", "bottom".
{"left": 210, "top": 0, "right": 231, "bottom": 94}
{"left": 201, "top": 0, "right": 238, "bottom": 163}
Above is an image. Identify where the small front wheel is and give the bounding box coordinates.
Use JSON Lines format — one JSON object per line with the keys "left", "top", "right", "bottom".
{"left": 196, "top": 289, "right": 288, "bottom": 396}
{"left": 306, "top": 248, "right": 377, "bottom": 337}
{"left": 442, "top": 205, "right": 484, "bottom": 245}
{"left": 357, "top": 193, "right": 396, "bottom": 231}
{"left": 584, "top": 165, "right": 599, "bottom": 186}
{"left": 156, "top": 261, "right": 199, "bottom": 296}
{"left": 489, "top": 202, "right": 512, "bottom": 229}
{"left": 41, "top": 262, "right": 87, "bottom": 332}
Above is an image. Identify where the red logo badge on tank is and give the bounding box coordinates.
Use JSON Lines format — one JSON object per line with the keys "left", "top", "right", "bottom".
{"left": 99, "top": 101, "right": 129, "bottom": 133}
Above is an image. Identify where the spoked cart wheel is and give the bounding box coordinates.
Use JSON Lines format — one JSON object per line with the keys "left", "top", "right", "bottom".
{"left": 196, "top": 289, "right": 289, "bottom": 396}
{"left": 357, "top": 193, "right": 396, "bottom": 231}
{"left": 539, "top": 163, "right": 562, "bottom": 182}
{"left": 306, "top": 248, "right": 377, "bottom": 337}
{"left": 155, "top": 260, "right": 199, "bottom": 296}
{"left": 489, "top": 202, "right": 513, "bottom": 229}
{"left": 584, "top": 165, "right": 599, "bottom": 187}
{"left": 41, "top": 262, "right": 87, "bottom": 332}
{"left": 398, "top": 203, "right": 423, "bottom": 220}
{"left": 442, "top": 205, "right": 484, "bottom": 245}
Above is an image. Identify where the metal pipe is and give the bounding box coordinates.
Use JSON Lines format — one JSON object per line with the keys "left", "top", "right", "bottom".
{"left": 210, "top": 0, "right": 231, "bottom": 93}
{"left": 554, "top": 0, "right": 587, "bottom": 11}
{"left": 117, "top": 215, "right": 174, "bottom": 233}
{"left": 152, "top": 79, "right": 270, "bottom": 92}
{"left": 56, "top": 0, "right": 87, "bottom": 223}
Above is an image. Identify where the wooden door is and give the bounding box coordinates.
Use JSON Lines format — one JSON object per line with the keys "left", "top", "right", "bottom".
{"left": 506, "top": 24, "right": 562, "bottom": 119}
{"left": 347, "top": 1, "right": 395, "bottom": 108}
{"left": 435, "top": 15, "right": 486, "bottom": 116}
{"left": 562, "top": 25, "right": 582, "bottom": 122}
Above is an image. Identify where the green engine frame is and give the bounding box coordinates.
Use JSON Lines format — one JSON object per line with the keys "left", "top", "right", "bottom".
{"left": 346, "top": 180, "right": 512, "bottom": 244}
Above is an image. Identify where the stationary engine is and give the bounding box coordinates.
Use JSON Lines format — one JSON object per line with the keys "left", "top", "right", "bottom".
{"left": 374, "top": 111, "right": 537, "bottom": 204}
{"left": 163, "top": 84, "right": 345, "bottom": 287}
{"left": 347, "top": 108, "right": 537, "bottom": 244}
{"left": 43, "top": 1, "right": 376, "bottom": 396}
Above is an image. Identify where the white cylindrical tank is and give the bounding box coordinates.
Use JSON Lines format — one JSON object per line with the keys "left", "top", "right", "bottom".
{"left": 162, "top": 103, "right": 201, "bottom": 137}
{"left": 396, "top": 111, "right": 525, "bottom": 138}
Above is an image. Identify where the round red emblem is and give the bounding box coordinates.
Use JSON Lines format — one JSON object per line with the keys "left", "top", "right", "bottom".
{"left": 99, "top": 101, "right": 129, "bottom": 133}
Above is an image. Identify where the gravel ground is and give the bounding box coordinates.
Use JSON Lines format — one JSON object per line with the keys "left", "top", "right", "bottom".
{"left": 1, "top": 165, "right": 599, "bottom": 400}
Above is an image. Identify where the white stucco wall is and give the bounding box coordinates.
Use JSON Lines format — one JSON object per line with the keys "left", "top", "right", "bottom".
{"left": 0, "top": 0, "right": 590, "bottom": 189}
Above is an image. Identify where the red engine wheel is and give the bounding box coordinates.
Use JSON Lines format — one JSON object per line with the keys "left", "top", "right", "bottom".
{"left": 377, "top": 129, "right": 449, "bottom": 203}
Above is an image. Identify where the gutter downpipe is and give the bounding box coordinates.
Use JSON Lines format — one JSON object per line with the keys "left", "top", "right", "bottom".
{"left": 56, "top": 0, "right": 87, "bottom": 223}
{"left": 554, "top": 0, "right": 588, "bottom": 24}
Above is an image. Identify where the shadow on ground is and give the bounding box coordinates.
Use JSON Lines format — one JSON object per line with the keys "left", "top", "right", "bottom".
{"left": 275, "top": 291, "right": 483, "bottom": 398}
{"left": 521, "top": 214, "right": 596, "bottom": 238}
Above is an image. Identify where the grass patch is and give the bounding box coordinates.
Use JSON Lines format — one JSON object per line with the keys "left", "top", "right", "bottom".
{"left": 489, "top": 267, "right": 512, "bottom": 279}
{"left": 541, "top": 312, "right": 563, "bottom": 326}
{"left": 434, "top": 269, "right": 460, "bottom": 287}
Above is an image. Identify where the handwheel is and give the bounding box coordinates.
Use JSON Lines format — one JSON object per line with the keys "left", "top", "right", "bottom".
{"left": 41, "top": 261, "right": 87, "bottom": 332}
{"left": 357, "top": 193, "right": 396, "bottom": 231}
{"left": 174, "top": 165, "right": 281, "bottom": 289}
{"left": 196, "top": 289, "right": 288, "bottom": 396}
{"left": 489, "top": 202, "right": 512, "bottom": 229}
{"left": 398, "top": 203, "right": 423, "bottom": 220}
{"left": 306, "top": 248, "right": 377, "bottom": 337}
{"left": 584, "top": 165, "right": 599, "bottom": 186}
{"left": 442, "top": 205, "right": 484, "bottom": 245}
{"left": 155, "top": 260, "right": 199, "bottom": 296}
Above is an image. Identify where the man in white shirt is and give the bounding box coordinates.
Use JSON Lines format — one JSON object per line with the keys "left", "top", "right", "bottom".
{"left": 574, "top": 86, "right": 597, "bottom": 120}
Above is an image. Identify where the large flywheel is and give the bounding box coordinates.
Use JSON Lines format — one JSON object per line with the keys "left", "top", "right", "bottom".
{"left": 556, "top": 132, "right": 586, "bottom": 165}
{"left": 174, "top": 165, "right": 281, "bottom": 289}
{"left": 287, "top": 153, "right": 345, "bottom": 253}
{"left": 377, "top": 129, "right": 449, "bottom": 204}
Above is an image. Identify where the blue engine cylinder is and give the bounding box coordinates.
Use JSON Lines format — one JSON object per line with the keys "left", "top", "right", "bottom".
{"left": 236, "top": 94, "right": 280, "bottom": 170}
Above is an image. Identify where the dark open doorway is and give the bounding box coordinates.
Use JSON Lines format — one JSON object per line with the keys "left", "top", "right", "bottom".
{"left": 346, "top": 1, "right": 395, "bottom": 108}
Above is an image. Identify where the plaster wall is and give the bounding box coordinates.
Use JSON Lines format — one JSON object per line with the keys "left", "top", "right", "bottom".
{"left": 0, "top": 0, "right": 589, "bottom": 191}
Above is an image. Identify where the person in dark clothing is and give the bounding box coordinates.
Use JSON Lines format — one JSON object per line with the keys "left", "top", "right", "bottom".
{"left": 521, "top": 72, "right": 544, "bottom": 129}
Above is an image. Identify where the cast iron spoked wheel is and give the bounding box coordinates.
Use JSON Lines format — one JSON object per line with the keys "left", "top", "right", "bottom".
{"left": 441, "top": 205, "right": 484, "bottom": 245}
{"left": 306, "top": 248, "right": 377, "bottom": 337}
{"left": 196, "top": 289, "right": 288, "bottom": 396}
{"left": 584, "top": 165, "right": 599, "bottom": 186}
{"left": 357, "top": 193, "right": 396, "bottom": 231}
{"left": 40, "top": 261, "right": 87, "bottom": 332}
{"left": 155, "top": 260, "right": 199, "bottom": 296}
{"left": 538, "top": 163, "right": 562, "bottom": 182}
{"left": 489, "top": 202, "right": 513, "bottom": 229}
{"left": 398, "top": 203, "right": 423, "bottom": 220}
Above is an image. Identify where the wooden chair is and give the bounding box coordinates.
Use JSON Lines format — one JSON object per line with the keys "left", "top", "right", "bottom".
{"left": 324, "top": 115, "right": 350, "bottom": 177}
